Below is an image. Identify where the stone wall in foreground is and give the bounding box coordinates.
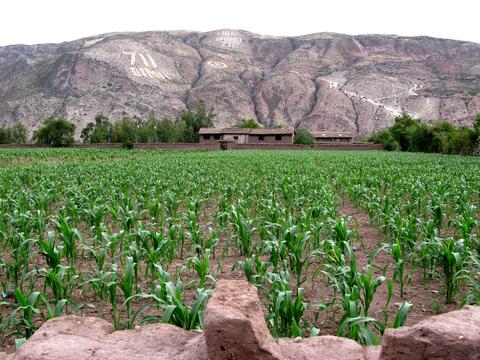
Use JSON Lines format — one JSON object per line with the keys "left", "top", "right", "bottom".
{"left": 1, "top": 280, "right": 478, "bottom": 360}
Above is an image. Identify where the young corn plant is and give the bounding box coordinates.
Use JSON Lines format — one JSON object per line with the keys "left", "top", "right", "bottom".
{"left": 5, "top": 233, "right": 33, "bottom": 288}
{"left": 231, "top": 205, "right": 256, "bottom": 256}
{"left": 4, "top": 289, "right": 43, "bottom": 339}
{"left": 132, "top": 280, "right": 211, "bottom": 331}
{"left": 284, "top": 222, "right": 319, "bottom": 289}
{"left": 104, "top": 267, "right": 120, "bottom": 330}
{"left": 266, "top": 271, "right": 307, "bottom": 338}
{"left": 462, "top": 255, "right": 480, "bottom": 305}
{"left": 119, "top": 257, "right": 136, "bottom": 329}
{"left": 391, "top": 302, "right": 413, "bottom": 328}
{"left": 185, "top": 199, "right": 204, "bottom": 254}
{"left": 234, "top": 255, "right": 269, "bottom": 286}
{"left": 41, "top": 296, "right": 68, "bottom": 321}
{"left": 436, "top": 237, "right": 464, "bottom": 304}
{"left": 383, "top": 240, "right": 410, "bottom": 298}
{"left": 360, "top": 270, "right": 385, "bottom": 317}
{"left": 36, "top": 231, "right": 61, "bottom": 270}
{"left": 34, "top": 265, "right": 79, "bottom": 303}
{"left": 161, "top": 282, "right": 211, "bottom": 330}
{"left": 187, "top": 250, "right": 215, "bottom": 288}
{"left": 54, "top": 215, "right": 82, "bottom": 265}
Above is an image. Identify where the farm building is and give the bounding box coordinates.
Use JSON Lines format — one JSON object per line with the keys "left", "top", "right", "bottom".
{"left": 312, "top": 131, "right": 353, "bottom": 143}
{"left": 199, "top": 128, "right": 295, "bottom": 144}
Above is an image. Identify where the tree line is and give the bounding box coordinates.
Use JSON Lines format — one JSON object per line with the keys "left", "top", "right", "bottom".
{"left": 79, "top": 101, "right": 215, "bottom": 148}
{"left": 0, "top": 123, "right": 27, "bottom": 145}
{"left": 2, "top": 104, "right": 479, "bottom": 154}
{"left": 370, "top": 113, "right": 480, "bottom": 155}
{"left": 0, "top": 102, "right": 215, "bottom": 148}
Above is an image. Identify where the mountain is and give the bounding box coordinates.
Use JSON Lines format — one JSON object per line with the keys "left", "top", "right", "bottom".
{"left": 1, "top": 29, "right": 479, "bottom": 136}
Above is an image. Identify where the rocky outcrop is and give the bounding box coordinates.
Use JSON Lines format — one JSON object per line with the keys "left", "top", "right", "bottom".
{"left": 0, "top": 30, "right": 479, "bottom": 137}
{"left": 379, "top": 305, "right": 480, "bottom": 360}
{"left": 205, "top": 279, "right": 284, "bottom": 359}
{"left": 12, "top": 316, "right": 113, "bottom": 360}
{"left": 12, "top": 317, "right": 207, "bottom": 360}
{"left": 5, "top": 280, "right": 480, "bottom": 360}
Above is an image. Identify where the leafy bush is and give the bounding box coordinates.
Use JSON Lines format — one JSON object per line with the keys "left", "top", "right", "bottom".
{"left": 81, "top": 114, "right": 113, "bottom": 143}
{"left": 370, "top": 113, "right": 480, "bottom": 155}
{"left": 370, "top": 129, "right": 398, "bottom": 151}
{"left": 32, "top": 117, "right": 75, "bottom": 147}
{"left": 111, "top": 117, "right": 137, "bottom": 145}
{"left": 0, "top": 124, "right": 27, "bottom": 145}
{"left": 294, "top": 128, "right": 315, "bottom": 147}
{"left": 176, "top": 101, "right": 215, "bottom": 143}
{"left": 234, "top": 118, "right": 262, "bottom": 128}
{"left": 0, "top": 127, "right": 10, "bottom": 144}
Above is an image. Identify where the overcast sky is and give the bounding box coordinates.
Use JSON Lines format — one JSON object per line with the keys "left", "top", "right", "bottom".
{"left": 1, "top": 0, "right": 478, "bottom": 46}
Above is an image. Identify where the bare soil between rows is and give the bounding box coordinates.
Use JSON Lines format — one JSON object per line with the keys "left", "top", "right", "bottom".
{"left": 0, "top": 198, "right": 460, "bottom": 354}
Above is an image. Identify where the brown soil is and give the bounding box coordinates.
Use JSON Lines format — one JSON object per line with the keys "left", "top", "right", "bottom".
{"left": 0, "top": 198, "right": 461, "bottom": 353}
{"left": 336, "top": 199, "right": 458, "bottom": 326}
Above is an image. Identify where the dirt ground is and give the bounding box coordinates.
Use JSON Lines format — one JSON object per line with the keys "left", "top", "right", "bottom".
{"left": 0, "top": 199, "right": 461, "bottom": 353}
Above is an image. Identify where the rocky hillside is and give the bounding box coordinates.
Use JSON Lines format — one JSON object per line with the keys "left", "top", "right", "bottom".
{"left": 1, "top": 29, "right": 480, "bottom": 136}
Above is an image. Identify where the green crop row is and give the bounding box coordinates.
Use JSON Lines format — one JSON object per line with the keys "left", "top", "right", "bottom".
{"left": 0, "top": 149, "right": 478, "bottom": 349}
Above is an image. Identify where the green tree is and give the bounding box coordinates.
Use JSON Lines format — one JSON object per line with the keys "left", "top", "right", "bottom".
{"left": 235, "top": 118, "right": 262, "bottom": 128}
{"left": 11, "top": 123, "right": 27, "bottom": 144}
{"left": 32, "top": 117, "right": 76, "bottom": 147}
{"left": 294, "top": 128, "right": 315, "bottom": 147}
{"left": 0, "top": 127, "right": 10, "bottom": 144}
{"left": 111, "top": 117, "right": 137, "bottom": 146}
{"left": 428, "top": 121, "right": 455, "bottom": 153}
{"left": 474, "top": 113, "right": 480, "bottom": 143}
{"left": 157, "top": 117, "right": 178, "bottom": 143}
{"left": 81, "top": 123, "right": 95, "bottom": 143}
{"left": 136, "top": 116, "right": 159, "bottom": 143}
{"left": 390, "top": 113, "right": 419, "bottom": 150}
{"left": 81, "top": 114, "right": 113, "bottom": 143}
{"left": 405, "top": 121, "right": 432, "bottom": 152}
{"left": 177, "top": 101, "right": 215, "bottom": 143}
{"left": 446, "top": 127, "right": 477, "bottom": 155}
{"left": 370, "top": 128, "right": 398, "bottom": 151}
{"left": 370, "top": 114, "right": 479, "bottom": 155}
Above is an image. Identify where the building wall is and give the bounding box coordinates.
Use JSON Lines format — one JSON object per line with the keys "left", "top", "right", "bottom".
{"left": 315, "top": 137, "right": 352, "bottom": 143}
{"left": 223, "top": 134, "right": 248, "bottom": 144}
{"left": 199, "top": 134, "right": 222, "bottom": 144}
{"left": 248, "top": 134, "right": 293, "bottom": 144}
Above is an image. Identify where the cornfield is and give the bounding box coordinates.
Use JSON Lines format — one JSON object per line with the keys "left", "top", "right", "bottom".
{"left": 0, "top": 148, "right": 478, "bottom": 349}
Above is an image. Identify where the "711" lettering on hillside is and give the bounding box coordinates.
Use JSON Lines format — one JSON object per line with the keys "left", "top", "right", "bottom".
{"left": 122, "top": 52, "right": 171, "bottom": 80}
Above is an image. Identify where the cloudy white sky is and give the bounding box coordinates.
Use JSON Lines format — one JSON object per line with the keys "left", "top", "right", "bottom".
{"left": 1, "top": 0, "right": 478, "bottom": 46}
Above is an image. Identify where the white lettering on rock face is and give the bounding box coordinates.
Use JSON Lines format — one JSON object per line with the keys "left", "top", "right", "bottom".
{"left": 123, "top": 52, "right": 137, "bottom": 66}
{"left": 216, "top": 31, "right": 242, "bottom": 48}
{"left": 207, "top": 61, "right": 228, "bottom": 69}
{"left": 147, "top": 54, "right": 157, "bottom": 68}
{"left": 123, "top": 52, "right": 170, "bottom": 80}
{"left": 129, "top": 67, "right": 142, "bottom": 76}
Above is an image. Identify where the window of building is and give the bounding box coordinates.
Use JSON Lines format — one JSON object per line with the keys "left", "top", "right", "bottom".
{"left": 233, "top": 136, "right": 238, "bottom": 140}
{"left": 204, "top": 135, "right": 210, "bottom": 140}
{"left": 214, "top": 134, "right": 220, "bottom": 140}
{"left": 259, "top": 135, "right": 265, "bottom": 141}
{"left": 275, "top": 135, "right": 282, "bottom": 141}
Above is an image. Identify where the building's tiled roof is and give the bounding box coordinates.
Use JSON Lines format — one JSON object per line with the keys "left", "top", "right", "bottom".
{"left": 312, "top": 131, "right": 354, "bottom": 138}
{"left": 199, "top": 128, "right": 224, "bottom": 134}
{"left": 221, "top": 128, "right": 253, "bottom": 134}
{"left": 199, "top": 127, "right": 295, "bottom": 135}
{"left": 250, "top": 128, "right": 295, "bottom": 135}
